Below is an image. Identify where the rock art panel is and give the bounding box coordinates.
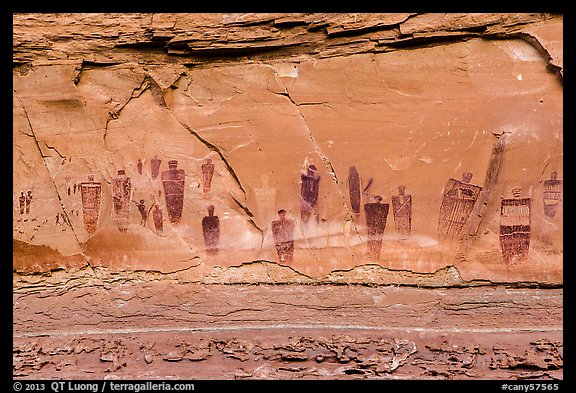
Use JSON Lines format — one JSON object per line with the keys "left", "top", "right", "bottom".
{"left": 12, "top": 14, "right": 562, "bottom": 284}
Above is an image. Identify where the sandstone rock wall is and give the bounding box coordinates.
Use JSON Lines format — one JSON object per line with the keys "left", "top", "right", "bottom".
{"left": 13, "top": 13, "right": 563, "bottom": 286}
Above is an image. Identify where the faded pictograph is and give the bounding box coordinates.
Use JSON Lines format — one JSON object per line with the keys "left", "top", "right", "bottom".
{"left": 392, "top": 185, "right": 412, "bottom": 236}
{"left": 202, "top": 205, "right": 220, "bottom": 255}
{"left": 161, "top": 160, "right": 185, "bottom": 223}
{"left": 500, "top": 188, "right": 531, "bottom": 264}
{"left": 112, "top": 169, "right": 131, "bottom": 232}
{"left": 543, "top": 171, "right": 562, "bottom": 218}
{"left": 201, "top": 158, "right": 215, "bottom": 196}
{"left": 150, "top": 156, "right": 162, "bottom": 179}
{"left": 254, "top": 173, "right": 277, "bottom": 220}
{"left": 80, "top": 175, "right": 102, "bottom": 233}
{"left": 438, "top": 172, "right": 482, "bottom": 240}
{"left": 300, "top": 164, "right": 320, "bottom": 225}
{"left": 348, "top": 166, "right": 361, "bottom": 215}
{"left": 272, "top": 209, "right": 295, "bottom": 263}
{"left": 152, "top": 204, "right": 163, "bottom": 235}
{"left": 137, "top": 159, "right": 143, "bottom": 175}
{"left": 364, "top": 195, "right": 389, "bottom": 259}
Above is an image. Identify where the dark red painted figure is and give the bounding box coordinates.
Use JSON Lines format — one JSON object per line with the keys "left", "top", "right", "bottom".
{"left": 202, "top": 158, "right": 215, "bottom": 195}
{"left": 348, "top": 166, "right": 361, "bottom": 215}
{"left": 80, "top": 175, "right": 102, "bottom": 233}
{"left": 272, "top": 209, "right": 295, "bottom": 263}
{"left": 19, "top": 192, "right": 25, "bottom": 215}
{"left": 161, "top": 160, "right": 185, "bottom": 223}
{"left": 135, "top": 199, "right": 148, "bottom": 226}
{"left": 438, "top": 172, "right": 482, "bottom": 240}
{"left": 152, "top": 204, "right": 163, "bottom": 235}
{"left": 300, "top": 164, "right": 320, "bottom": 224}
{"left": 202, "top": 205, "right": 220, "bottom": 255}
{"left": 543, "top": 171, "right": 562, "bottom": 218}
{"left": 392, "top": 185, "right": 412, "bottom": 236}
{"left": 112, "top": 169, "right": 131, "bottom": 232}
{"left": 364, "top": 196, "right": 389, "bottom": 259}
{"left": 150, "top": 156, "right": 162, "bottom": 179}
{"left": 137, "top": 159, "right": 143, "bottom": 175}
{"left": 25, "top": 191, "right": 32, "bottom": 214}
{"left": 500, "top": 188, "right": 531, "bottom": 264}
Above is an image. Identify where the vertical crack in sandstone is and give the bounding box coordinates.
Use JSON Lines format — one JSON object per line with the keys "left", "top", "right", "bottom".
{"left": 13, "top": 93, "right": 88, "bottom": 266}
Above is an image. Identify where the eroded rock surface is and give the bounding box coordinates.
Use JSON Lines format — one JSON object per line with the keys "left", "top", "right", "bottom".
{"left": 13, "top": 282, "right": 562, "bottom": 379}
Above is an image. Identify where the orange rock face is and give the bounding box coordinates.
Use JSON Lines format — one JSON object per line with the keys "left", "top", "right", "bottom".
{"left": 13, "top": 13, "right": 562, "bottom": 285}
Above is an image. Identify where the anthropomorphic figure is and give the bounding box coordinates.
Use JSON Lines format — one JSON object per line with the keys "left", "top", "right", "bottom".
{"left": 300, "top": 164, "right": 320, "bottom": 224}
{"left": 26, "top": 191, "right": 33, "bottom": 214}
{"left": 112, "top": 169, "right": 131, "bottom": 232}
{"left": 152, "top": 204, "right": 163, "bottom": 235}
{"left": 438, "top": 172, "right": 482, "bottom": 240}
{"left": 201, "top": 158, "right": 215, "bottom": 195}
{"left": 161, "top": 160, "right": 185, "bottom": 223}
{"left": 271, "top": 209, "right": 295, "bottom": 262}
{"left": 500, "top": 188, "right": 531, "bottom": 264}
{"left": 80, "top": 175, "right": 102, "bottom": 233}
{"left": 202, "top": 205, "right": 220, "bottom": 255}
{"left": 543, "top": 171, "right": 562, "bottom": 218}
{"left": 136, "top": 199, "right": 148, "bottom": 226}
{"left": 364, "top": 196, "right": 389, "bottom": 259}
{"left": 150, "top": 156, "right": 161, "bottom": 179}
{"left": 19, "top": 192, "right": 25, "bottom": 215}
{"left": 391, "top": 185, "right": 412, "bottom": 236}
{"left": 348, "top": 166, "right": 361, "bottom": 215}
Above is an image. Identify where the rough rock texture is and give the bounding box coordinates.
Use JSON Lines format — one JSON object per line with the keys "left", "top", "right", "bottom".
{"left": 13, "top": 13, "right": 563, "bottom": 380}
{"left": 13, "top": 282, "right": 563, "bottom": 380}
